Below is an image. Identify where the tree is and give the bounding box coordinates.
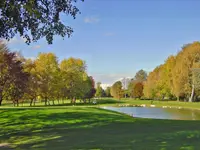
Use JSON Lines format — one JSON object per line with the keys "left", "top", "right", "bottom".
{"left": 135, "top": 69, "right": 147, "bottom": 82}
{"left": 60, "top": 57, "right": 87, "bottom": 104}
{"left": 0, "top": 0, "right": 84, "bottom": 44}
{"left": 111, "top": 81, "right": 123, "bottom": 100}
{"left": 84, "top": 76, "right": 96, "bottom": 103}
{"left": 127, "top": 70, "right": 147, "bottom": 99}
{"left": 133, "top": 82, "right": 144, "bottom": 99}
{"left": 23, "top": 59, "right": 39, "bottom": 106}
{"left": 105, "top": 87, "right": 111, "bottom": 97}
{"left": 95, "top": 82, "right": 103, "bottom": 98}
{"left": 144, "top": 42, "right": 200, "bottom": 102}
{"left": 128, "top": 79, "right": 137, "bottom": 98}
{"left": 34, "top": 53, "right": 59, "bottom": 105}
{"left": 0, "top": 42, "right": 29, "bottom": 106}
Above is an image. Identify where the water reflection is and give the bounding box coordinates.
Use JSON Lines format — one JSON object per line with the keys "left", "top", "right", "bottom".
{"left": 104, "top": 107, "right": 200, "bottom": 120}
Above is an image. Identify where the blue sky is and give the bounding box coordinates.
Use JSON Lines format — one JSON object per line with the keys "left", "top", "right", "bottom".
{"left": 6, "top": 0, "right": 200, "bottom": 88}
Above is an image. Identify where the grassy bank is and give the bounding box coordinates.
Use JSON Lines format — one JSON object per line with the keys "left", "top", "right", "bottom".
{"left": 1, "top": 107, "right": 200, "bottom": 150}
{"left": 2, "top": 98, "right": 200, "bottom": 110}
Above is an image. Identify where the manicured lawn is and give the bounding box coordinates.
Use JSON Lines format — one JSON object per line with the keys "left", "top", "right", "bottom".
{"left": 2, "top": 98, "right": 200, "bottom": 111}
{"left": 1, "top": 107, "right": 200, "bottom": 150}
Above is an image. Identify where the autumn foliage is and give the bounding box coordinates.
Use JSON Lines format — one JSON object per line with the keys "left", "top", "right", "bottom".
{"left": 0, "top": 42, "right": 95, "bottom": 106}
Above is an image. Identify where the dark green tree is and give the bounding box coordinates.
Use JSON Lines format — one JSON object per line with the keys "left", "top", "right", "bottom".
{"left": 0, "top": 0, "right": 84, "bottom": 44}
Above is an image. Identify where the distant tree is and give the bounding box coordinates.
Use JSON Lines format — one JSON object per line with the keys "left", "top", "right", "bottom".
{"left": 0, "top": 0, "right": 84, "bottom": 44}
{"left": 105, "top": 87, "right": 112, "bottom": 97}
{"left": 133, "top": 82, "right": 144, "bottom": 99}
{"left": 95, "top": 82, "right": 103, "bottom": 98}
{"left": 82, "top": 76, "right": 96, "bottom": 103}
{"left": 135, "top": 69, "right": 147, "bottom": 82}
{"left": 111, "top": 81, "right": 123, "bottom": 100}
{"left": 128, "top": 79, "right": 137, "bottom": 98}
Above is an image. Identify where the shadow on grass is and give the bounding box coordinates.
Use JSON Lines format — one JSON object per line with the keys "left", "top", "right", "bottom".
{"left": 1, "top": 107, "right": 200, "bottom": 150}
{"left": 1, "top": 98, "right": 126, "bottom": 108}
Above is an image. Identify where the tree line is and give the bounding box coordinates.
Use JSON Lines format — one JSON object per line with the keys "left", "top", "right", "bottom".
{"left": 0, "top": 42, "right": 95, "bottom": 106}
{"left": 109, "top": 42, "right": 200, "bottom": 102}
{"left": 109, "top": 70, "right": 147, "bottom": 100}
{"left": 144, "top": 42, "right": 200, "bottom": 102}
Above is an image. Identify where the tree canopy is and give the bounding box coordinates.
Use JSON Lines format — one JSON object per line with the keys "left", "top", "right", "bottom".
{"left": 111, "top": 81, "right": 123, "bottom": 100}
{"left": 144, "top": 42, "right": 200, "bottom": 102}
{"left": 0, "top": 0, "right": 84, "bottom": 44}
{"left": 0, "top": 42, "right": 95, "bottom": 106}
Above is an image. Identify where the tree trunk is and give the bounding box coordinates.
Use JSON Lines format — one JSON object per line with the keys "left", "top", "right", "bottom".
{"left": 189, "top": 84, "right": 195, "bottom": 102}
{"left": 16, "top": 100, "right": 19, "bottom": 107}
{"left": 177, "top": 96, "right": 179, "bottom": 101}
{"left": 52, "top": 100, "right": 55, "bottom": 105}
{"left": 34, "top": 99, "right": 36, "bottom": 106}
{"left": 45, "top": 97, "right": 47, "bottom": 106}
{"left": 21, "top": 100, "right": 24, "bottom": 106}
{"left": 0, "top": 96, "right": 2, "bottom": 106}
{"left": 30, "top": 99, "right": 33, "bottom": 106}
{"left": 48, "top": 100, "right": 51, "bottom": 105}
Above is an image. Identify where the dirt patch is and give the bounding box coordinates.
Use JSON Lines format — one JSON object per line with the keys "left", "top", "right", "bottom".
{"left": 0, "top": 143, "right": 12, "bottom": 149}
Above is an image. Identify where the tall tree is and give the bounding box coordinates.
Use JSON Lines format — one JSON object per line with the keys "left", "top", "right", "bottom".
{"left": 0, "top": 42, "right": 29, "bottom": 106}
{"left": 0, "top": 0, "right": 84, "bottom": 44}
{"left": 35, "top": 53, "right": 59, "bottom": 105}
{"left": 133, "top": 82, "right": 144, "bottom": 99}
{"left": 135, "top": 69, "right": 147, "bottom": 82}
{"left": 84, "top": 76, "right": 96, "bottom": 103}
{"left": 23, "top": 59, "right": 39, "bottom": 106}
{"left": 95, "top": 82, "right": 103, "bottom": 98}
{"left": 105, "top": 87, "right": 111, "bottom": 97}
{"left": 60, "top": 57, "right": 87, "bottom": 104}
{"left": 111, "top": 81, "right": 123, "bottom": 100}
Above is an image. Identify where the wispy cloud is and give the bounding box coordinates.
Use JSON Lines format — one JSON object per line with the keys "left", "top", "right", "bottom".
{"left": 84, "top": 16, "right": 100, "bottom": 24}
{"left": 104, "top": 32, "right": 115, "bottom": 37}
{"left": 2, "top": 37, "right": 27, "bottom": 45}
{"left": 101, "top": 84, "right": 111, "bottom": 90}
{"left": 31, "top": 45, "right": 41, "bottom": 50}
{"left": 92, "top": 73, "right": 133, "bottom": 86}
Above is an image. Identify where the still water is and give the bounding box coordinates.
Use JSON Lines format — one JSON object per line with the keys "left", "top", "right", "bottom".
{"left": 103, "top": 106, "right": 200, "bottom": 120}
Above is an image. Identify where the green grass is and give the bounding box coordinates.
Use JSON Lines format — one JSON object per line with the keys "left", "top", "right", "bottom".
{"left": 1, "top": 107, "right": 200, "bottom": 150}
{"left": 2, "top": 98, "right": 200, "bottom": 111}
{"left": 3, "top": 98, "right": 200, "bottom": 110}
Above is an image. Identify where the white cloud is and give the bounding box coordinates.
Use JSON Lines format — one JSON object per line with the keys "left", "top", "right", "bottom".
{"left": 91, "top": 73, "right": 133, "bottom": 87}
{"left": 84, "top": 16, "right": 100, "bottom": 24}
{"left": 101, "top": 84, "right": 111, "bottom": 90}
{"left": 32, "top": 45, "right": 41, "bottom": 50}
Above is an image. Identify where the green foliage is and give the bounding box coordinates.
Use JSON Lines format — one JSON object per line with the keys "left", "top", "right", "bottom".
{"left": 111, "top": 81, "right": 123, "bottom": 99}
{"left": 105, "top": 87, "right": 112, "bottom": 97}
{"left": 144, "top": 42, "right": 200, "bottom": 102}
{"left": 0, "top": 42, "right": 95, "bottom": 106}
{"left": 0, "top": 0, "right": 84, "bottom": 44}
{"left": 134, "top": 69, "right": 147, "bottom": 82}
{"left": 95, "top": 82, "right": 103, "bottom": 98}
{"left": 0, "top": 42, "right": 29, "bottom": 106}
{"left": 133, "top": 82, "right": 144, "bottom": 98}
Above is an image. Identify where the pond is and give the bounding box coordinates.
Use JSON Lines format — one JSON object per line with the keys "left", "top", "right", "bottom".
{"left": 103, "top": 106, "right": 200, "bottom": 120}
